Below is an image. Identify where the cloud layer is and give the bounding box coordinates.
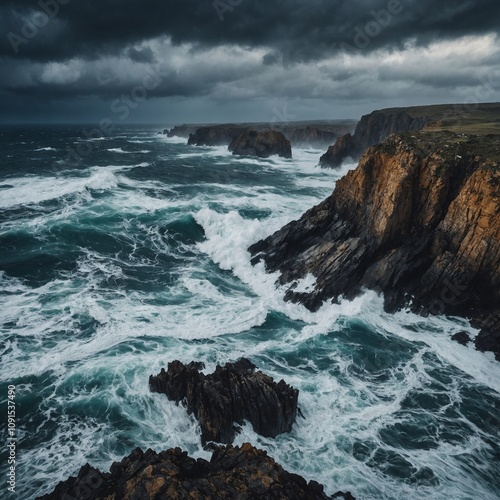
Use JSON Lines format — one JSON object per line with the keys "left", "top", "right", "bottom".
{"left": 1, "top": 0, "right": 499, "bottom": 122}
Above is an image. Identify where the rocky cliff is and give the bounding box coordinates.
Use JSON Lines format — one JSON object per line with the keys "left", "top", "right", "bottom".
{"left": 149, "top": 358, "right": 298, "bottom": 445}
{"left": 250, "top": 131, "right": 500, "bottom": 359}
{"left": 320, "top": 110, "right": 431, "bottom": 167}
{"left": 37, "top": 443, "right": 354, "bottom": 500}
{"left": 229, "top": 130, "right": 292, "bottom": 159}
{"left": 166, "top": 121, "right": 357, "bottom": 148}
{"left": 188, "top": 125, "right": 250, "bottom": 147}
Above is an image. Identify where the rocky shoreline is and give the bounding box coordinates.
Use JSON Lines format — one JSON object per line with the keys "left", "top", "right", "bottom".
{"left": 250, "top": 130, "right": 500, "bottom": 359}
{"left": 37, "top": 444, "right": 354, "bottom": 500}
{"left": 40, "top": 103, "right": 499, "bottom": 498}
{"left": 166, "top": 120, "right": 357, "bottom": 149}
{"left": 40, "top": 359, "right": 353, "bottom": 499}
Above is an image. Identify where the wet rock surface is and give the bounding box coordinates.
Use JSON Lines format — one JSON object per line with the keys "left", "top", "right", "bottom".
{"left": 229, "top": 130, "right": 292, "bottom": 159}
{"left": 250, "top": 132, "right": 500, "bottom": 359}
{"left": 37, "top": 443, "right": 355, "bottom": 500}
{"left": 149, "top": 358, "right": 299, "bottom": 445}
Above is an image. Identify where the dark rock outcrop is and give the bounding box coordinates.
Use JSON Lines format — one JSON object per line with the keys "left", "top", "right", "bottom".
{"left": 37, "top": 443, "right": 355, "bottom": 500}
{"left": 285, "top": 126, "right": 337, "bottom": 148}
{"left": 166, "top": 121, "right": 357, "bottom": 148}
{"left": 451, "top": 331, "right": 472, "bottom": 346}
{"left": 149, "top": 358, "right": 299, "bottom": 445}
{"left": 188, "top": 125, "right": 250, "bottom": 147}
{"left": 319, "top": 133, "right": 355, "bottom": 168}
{"left": 250, "top": 132, "right": 500, "bottom": 359}
{"left": 165, "top": 125, "right": 200, "bottom": 138}
{"left": 229, "top": 130, "right": 292, "bottom": 159}
{"left": 320, "top": 109, "right": 431, "bottom": 167}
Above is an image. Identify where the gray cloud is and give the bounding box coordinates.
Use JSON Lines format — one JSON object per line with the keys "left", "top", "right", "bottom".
{"left": 0, "top": 0, "right": 499, "bottom": 122}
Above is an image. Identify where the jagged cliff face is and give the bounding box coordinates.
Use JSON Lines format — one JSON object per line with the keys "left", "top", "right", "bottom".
{"left": 320, "top": 111, "right": 430, "bottom": 168}
{"left": 250, "top": 132, "right": 500, "bottom": 358}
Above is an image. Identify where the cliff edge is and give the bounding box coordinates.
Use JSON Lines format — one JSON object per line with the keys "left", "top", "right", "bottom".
{"left": 250, "top": 131, "right": 500, "bottom": 359}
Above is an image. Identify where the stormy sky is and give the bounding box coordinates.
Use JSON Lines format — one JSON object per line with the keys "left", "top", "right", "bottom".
{"left": 1, "top": 0, "right": 499, "bottom": 124}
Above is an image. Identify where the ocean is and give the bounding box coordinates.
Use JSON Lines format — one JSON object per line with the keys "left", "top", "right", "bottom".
{"left": 0, "top": 125, "right": 499, "bottom": 499}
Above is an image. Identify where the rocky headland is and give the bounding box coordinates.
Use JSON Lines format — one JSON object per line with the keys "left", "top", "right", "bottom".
{"left": 40, "top": 360, "right": 354, "bottom": 499}
{"left": 166, "top": 120, "right": 357, "bottom": 149}
{"left": 37, "top": 444, "right": 354, "bottom": 500}
{"left": 149, "top": 358, "right": 298, "bottom": 445}
{"left": 320, "top": 109, "right": 431, "bottom": 167}
{"left": 250, "top": 129, "right": 500, "bottom": 359}
{"left": 319, "top": 102, "right": 500, "bottom": 168}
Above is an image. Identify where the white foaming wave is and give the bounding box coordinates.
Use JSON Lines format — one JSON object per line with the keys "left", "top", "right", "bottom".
{"left": 370, "top": 306, "right": 500, "bottom": 395}
{"left": 226, "top": 337, "right": 499, "bottom": 499}
{"left": 193, "top": 208, "right": 371, "bottom": 330}
{"left": 159, "top": 135, "right": 187, "bottom": 144}
{"left": 0, "top": 169, "right": 120, "bottom": 208}
{"left": 34, "top": 147, "right": 57, "bottom": 151}
{"left": 107, "top": 148, "right": 131, "bottom": 153}
{"left": 194, "top": 206, "right": 500, "bottom": 397}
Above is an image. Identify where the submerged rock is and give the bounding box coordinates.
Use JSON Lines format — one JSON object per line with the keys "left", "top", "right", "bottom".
{"left": 451, "top": 331, "right": 472, "bottom": 346}
{"left": 229, "top": 130, "right": 292, "bottom": 159}
{"left": 250, "top": 132, "right": 500, "bottom": 359}
{"left": 37, "top": 443, "right": 355, "bottom": 500}
{"left": 149, "top": 358, "right": 299, "bottom": 445}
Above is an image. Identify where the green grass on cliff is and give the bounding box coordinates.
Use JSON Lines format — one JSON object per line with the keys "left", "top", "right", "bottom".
{"left": 375, "top": 102, "right": 500, "bottom": 136}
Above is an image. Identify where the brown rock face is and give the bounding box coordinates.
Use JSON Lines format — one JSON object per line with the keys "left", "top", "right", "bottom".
{"left": 250, "top": 132, "right": 500, "bottom": 359}
{"left": 229, "top": 130, "right": 292, "bottom": 159}
{"left": 149, "top": 358, "right": 299, "bottom": 445}
{"left": 36, "top": 444, "right": 355, "bottom": 500}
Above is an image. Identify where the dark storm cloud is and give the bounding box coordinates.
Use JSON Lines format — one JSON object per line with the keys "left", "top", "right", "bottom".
{"left": 127, "top": 46, "right": 156, "bottom": 64}
{"left": 0, "top": 0, "right": 499, "bottom": 62}
{"left": 0, "top": 0, "right": 499, "bottom": 123}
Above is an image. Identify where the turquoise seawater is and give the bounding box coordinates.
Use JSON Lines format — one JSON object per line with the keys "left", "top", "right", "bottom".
{"left": 0, "top": 125, "right": 499, "bottom": 499}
